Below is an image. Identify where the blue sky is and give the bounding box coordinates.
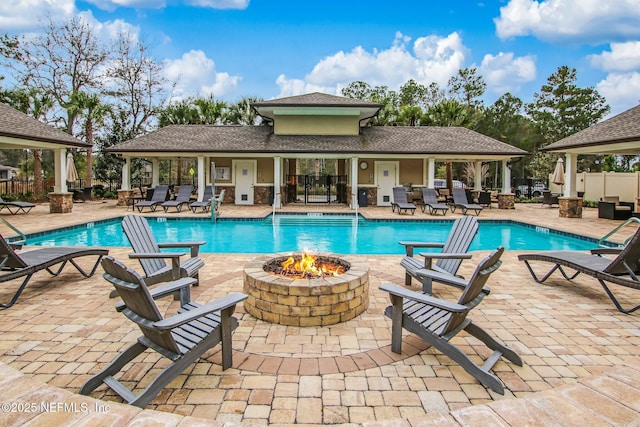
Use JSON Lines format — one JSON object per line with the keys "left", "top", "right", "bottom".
{"left": 2, "top": 0, "right": 640, "bottom": 116}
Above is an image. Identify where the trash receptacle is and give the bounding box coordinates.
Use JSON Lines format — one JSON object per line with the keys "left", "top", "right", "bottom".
{"left": 358, "top": 188, "right": 368, "bottom": 207}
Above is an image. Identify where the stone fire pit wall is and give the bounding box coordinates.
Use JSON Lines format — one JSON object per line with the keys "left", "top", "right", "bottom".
{"left": 243, "top": 253, "right": 370, "bottom": 327}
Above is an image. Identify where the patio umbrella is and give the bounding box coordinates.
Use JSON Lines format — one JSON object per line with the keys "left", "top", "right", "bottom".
{"left": 66, "top": 152, "right": 78, "bottom": 188}
{"left": 551, "top": 157, "right": 565, "bottom": 193}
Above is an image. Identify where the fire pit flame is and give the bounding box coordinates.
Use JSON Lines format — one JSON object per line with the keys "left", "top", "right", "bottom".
{"left": 280, "top": 251, "right": 346, "bottom": 278}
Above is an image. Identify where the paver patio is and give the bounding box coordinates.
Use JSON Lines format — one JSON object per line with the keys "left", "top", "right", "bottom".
{"left": 0, "top": 200, "right": 639, "bottom": 425}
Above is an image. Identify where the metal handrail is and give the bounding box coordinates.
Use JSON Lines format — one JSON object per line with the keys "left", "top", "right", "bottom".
{"left": 597, "top": 217, "right": 640, "bottom": 247}
{"left": 0, "top": 215, "right": 27, "bottom": 245}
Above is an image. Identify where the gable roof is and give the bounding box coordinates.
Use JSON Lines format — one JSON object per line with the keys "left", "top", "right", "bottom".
{"left": 108, "top": 124, "right": 527, "bottom": 159}
{"left": 542, "top": 104, "right": 640, "bottom": 154}
{"left": 0, "top": 103, "right": 88, "bottom": 149}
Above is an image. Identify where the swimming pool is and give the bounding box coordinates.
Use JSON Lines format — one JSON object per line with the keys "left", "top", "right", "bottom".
{"left": 23, "top": 214, "right": 599, "bottom": 254}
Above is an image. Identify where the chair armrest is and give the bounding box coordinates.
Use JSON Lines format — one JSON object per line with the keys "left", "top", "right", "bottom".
{"left": 128, "top": 251, "right": 186, "bottom": 259}
{"left": 591, "top": 247, "right": 623, "bottom": 256}
{"left": 398, "top": 241, "right": 445, "bottom": 256}
{"left": 379, "top": 283, "right": 467, "bottom": 313}
{"left": 115, "top": 277, "right": 197, "bottom": 312}
{"left": 153, "top": 292, "right": 248, "bottom": 329}
{"left": 158, "top": 241, "right": 206, "bottom": 257}
{"left": 414, "top": 268, "right": 491, "bottom": 295}
{"left": 417, "top": 252, "right": 473, "bottom": 270}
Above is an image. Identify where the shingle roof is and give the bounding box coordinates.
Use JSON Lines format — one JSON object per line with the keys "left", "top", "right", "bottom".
{"left": 252, "top": 92, "right": 381, "bottom": 108}
{"left": 0, "top": 103, "right": 88, "bottom": 148}
{"left": 542, "top": 104, "right": 640, "bottom": 152}
{"left": 108, "top": 125, "right": 527, "bottom": 157}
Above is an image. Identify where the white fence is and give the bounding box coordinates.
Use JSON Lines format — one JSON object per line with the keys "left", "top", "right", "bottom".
{"left": 548, "top": 172, "right": 640, "bottom": 202}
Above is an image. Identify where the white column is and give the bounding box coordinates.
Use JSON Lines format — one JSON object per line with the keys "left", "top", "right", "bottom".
{"left": 474, "top": 160, "right": 483, "bottom": 191}
{"left": 54, "top": 148, "right": 66, "bottom": 193}
{"left": 151, "top": 159, "right": 160, "bottom": 187}
{"left": 120, "top": 157, "right": 130, "bottom": 190}
{"left": 564, "top": 153, "right": 577, "bottom": 197}
{"left": 351, "top": 157, "right": 358, "bottom": 209}
{"left": 273, "top": 156, "right": 281, "bottom": 208}
{"left": 427, "top": 158, "right": 436, "bottom": 188}
{"left": 197, "top": 156, "right": 205, "bottom": 200}
{"left": 502, "top": 159, "right": 512, "bottom": 193}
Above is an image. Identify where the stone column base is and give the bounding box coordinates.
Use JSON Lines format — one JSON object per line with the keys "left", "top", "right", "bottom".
{"left": 117, "top": 189, "right": 133, "bottom": 207}
{"left": 49, "top": 192, "right": 73, "bottom": 213}
{"left": 497, "top": 193, "right": 515, "bottom": 209}
{"left": 559, "top": 197, "right": 583, "bottom": 218}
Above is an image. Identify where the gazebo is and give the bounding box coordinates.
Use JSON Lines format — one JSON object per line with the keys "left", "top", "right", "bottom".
{"left": 0, "top": 103, "right": 90, "bottom": 213}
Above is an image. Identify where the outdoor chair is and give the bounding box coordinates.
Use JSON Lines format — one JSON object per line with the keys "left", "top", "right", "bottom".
{"left": 450, "top": 188, "right": 483, "bottom": 216}
{"left": 80, "top": 256, "right": 247, "bottom": 408}
{"left": 189, "top": 185, "right": 214, "bottom": 213}
{"left": 0, "top": 195, "right": 35, "bottom": 215}
{"left": 598, "top": 196, "right": 634, "bottom": 220}
{"left": 419, "top": 188, "right": 449, "bottom": 215}
{"left": 135, "top": 185, "right": 170, "bottom": 212}
{"left": 118, "top": 214, "right": 205, "bottom": 305}
{"left": 161, "top": 185, "right": 193, "bottom": 212}
{"left": 518, "top": 225, "right": 640, "bottom": 314}
{"left": 381, "top": 247, "right": 522, "bottom": 394}
{"left": 399, "top": 215, "right": 479, "bottom": 294}
{"left": 213, "top": 189, "right": 226, "bottom": 218}
{"left": 391, "top": 187, "right": 416, "bottom": 215}
{"left": 477, "top": 191, "right": 492, "bottom": 208}
{"left": 541, "top": 190, "right": 559, "bottom": 207}
{"left": 72, "top": 187, "right": 93, "bottom": 203}
{"left": 0, "top": 234, "right": 108, "bottom": 309}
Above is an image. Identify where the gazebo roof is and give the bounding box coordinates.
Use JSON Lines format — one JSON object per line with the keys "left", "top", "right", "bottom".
{"left": 108, "top": 124, "right": 527, "bottom": 159}
{"left": 0, "top": 103, "right": 88, "bottom": 149}
{"left": 542, "top": 104, "right": 640, "bottom": 154}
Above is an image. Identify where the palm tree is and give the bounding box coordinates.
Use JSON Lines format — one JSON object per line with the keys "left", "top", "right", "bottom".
{"left": 66, "top": 91, "right": 111, "bottom": 186}
{"left": 227, "top": 97, "right": 262, "bottom": 125}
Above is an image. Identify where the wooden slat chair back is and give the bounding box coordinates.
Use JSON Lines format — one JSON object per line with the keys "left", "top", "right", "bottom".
{"left": 436, "top": 215, "right": 478, "bottom": 274}
{"left": 122, "top": 214, "right": 166, "bottom": 278}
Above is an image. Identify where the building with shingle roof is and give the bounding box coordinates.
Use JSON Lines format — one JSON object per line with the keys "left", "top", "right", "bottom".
{"left": 109, "top": 93, "right": 526, "bottom": 207}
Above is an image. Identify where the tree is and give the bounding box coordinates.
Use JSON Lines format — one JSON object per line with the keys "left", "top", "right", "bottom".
{"left": 447, "top": 67, "right": 487, "bottom": 109}
{"left": 93, "top": 108, "right": 132, "bottom": 187}
{"left": 526, "top": 65, "right": 610, "bottom": 175}
{"left": 66, "top": 91, "right": 111, "bottom": 186}
{"left": 193, "top": 95, "right": 227, "bottom": 124}
{"left": 11, "top": 16, "right": 109, "bottom": 135}
{"left": 108, "top": 33, "right": 168, "bottom": 136}
{"left": 0, "top": 34, "right": 20, "bottom": 83}
{"left": 227, "top": 97, "right": 263, "bottom": 125}
{"left": 399, "top": 79, "right": 428, "bottom": 109}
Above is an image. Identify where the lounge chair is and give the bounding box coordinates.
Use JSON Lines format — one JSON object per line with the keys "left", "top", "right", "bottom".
{"left": 0, "top": 234, "right": 107, "bottom": 309}
{"left": 518, "top": 226, "right": 640, "bottom": 314}
{"left": 381, "top": 247, "right": 522, "bottom": 394}
{"left": 135, "top": 185, "right": 169, "bottom": 212}
{"left": 451, "top": 188, "right": 483, "bottom": 216}
{"left": 399, "top": 216, "right": 479, "bottom": 293}
{"left": 119, "top": 214, "right": 205, "bottom": 305}
{"left": 189, "top": 185, "right": 214, "bottom": 213}
{"left": 161, "top": 185, "right": 193, "bottom": 212}
{"left": 391, "top": 187, "right": 416, "bottom": 215}
{"left": 420, "top": 188, "right": 449, "bottom": 215}
{"left": 541, "top": 191, "right": 559, "bottom": 207}
{"left": 80, "top": 256, "right": 247, "bottom": 408}
{"left": 477, "top": 191, "right": 492, "bottom": 208}
{"left": 0, "top": 196, "right": 35, "bottom": 215}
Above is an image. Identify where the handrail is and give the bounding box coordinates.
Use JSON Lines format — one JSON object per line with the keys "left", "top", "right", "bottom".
{"left": 272, "top": 192, "right": 280, "bottom": 219}
{"left": 0, "top": 215, "right": 27, "bottom": 245}
{"left": 598, "top": 217, "right": 640, "bottom": 247}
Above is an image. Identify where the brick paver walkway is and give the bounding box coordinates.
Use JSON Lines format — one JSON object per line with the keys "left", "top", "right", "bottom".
{"left": 0, "top": 200, "right": 639, "bottom": 425}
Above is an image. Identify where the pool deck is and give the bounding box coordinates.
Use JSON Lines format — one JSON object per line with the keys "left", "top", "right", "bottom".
{"left": 1, "top": 200, "right": 639, "bottom": 426}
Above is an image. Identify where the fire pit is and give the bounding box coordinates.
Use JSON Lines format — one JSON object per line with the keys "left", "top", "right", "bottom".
{"left": 243, "top": 252, "right": 369, "bottom": 326}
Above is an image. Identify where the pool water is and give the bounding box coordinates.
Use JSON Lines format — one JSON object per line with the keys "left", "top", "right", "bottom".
{"left": 24, "top": 214, "right": 598, "bottom": 254}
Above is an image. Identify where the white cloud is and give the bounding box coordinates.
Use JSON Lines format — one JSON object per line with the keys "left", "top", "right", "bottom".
{"left": 588, "top": 42, "right": 640, "bottom": 72}
{"left": 185, "top": 0, "right": 249, "bottom": 9}
{"left": 0, "top": 0, "right": 75, "bottom": 30}
{"left": 77, "top": 10, "right": 141, "bottom": 43}
{"left": 164, "top": 50, "right": 241, "bottom": 99}
{"left": 479, "top": 52, "right": 537, "bottom": 93}
{"left": 596, "top": 72, "right": 640, "bottom": 115}
{"left": 276, "top": 32, "right": 470, "bottom": 98}
{"left": 495, "top": 0, "right": 640, "bottom": 42}
{"left": 84, "top": 0, "right": 165, "bottom": 12}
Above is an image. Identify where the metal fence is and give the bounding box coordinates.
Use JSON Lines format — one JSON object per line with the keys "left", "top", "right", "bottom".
{"left": 0, "top": 178, "right": 121, "bottom": 197}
